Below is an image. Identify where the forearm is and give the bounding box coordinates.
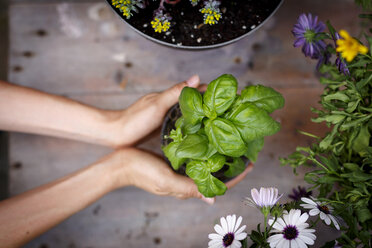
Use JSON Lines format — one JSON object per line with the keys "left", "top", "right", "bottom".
{"left": 0, "top": 81, "right": 124, "bottom": 147}
{"left": 0, "top": 152, "right": 127, "bottom": 247}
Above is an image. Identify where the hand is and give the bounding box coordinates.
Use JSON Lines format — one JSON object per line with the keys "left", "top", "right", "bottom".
{"left": 109, "top": 148, "right": 254, "bottom": 204}
{"left": 112, "top": 75, "right": 200, "bottom": 147}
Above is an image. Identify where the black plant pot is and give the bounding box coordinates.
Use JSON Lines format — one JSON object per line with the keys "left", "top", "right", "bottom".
{"left": 161, "top": 103, "right": 250, "bottom": 183}
{"left": 106, "top": 0, "right": 283, "bottom": 50}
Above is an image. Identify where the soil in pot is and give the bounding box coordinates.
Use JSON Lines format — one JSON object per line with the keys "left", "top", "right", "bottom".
{"left": 161, "top": 103, "right": 249, "bottom": 183}
{"left": 109, "top": 0, "right": 281, "bottom": 47}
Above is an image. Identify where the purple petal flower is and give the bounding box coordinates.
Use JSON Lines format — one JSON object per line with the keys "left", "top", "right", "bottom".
{"left": 292, "top": 13, "right": 326, "bottom": 59}
{"left": 288, "top": 186, "right": 312, "bottom": 201}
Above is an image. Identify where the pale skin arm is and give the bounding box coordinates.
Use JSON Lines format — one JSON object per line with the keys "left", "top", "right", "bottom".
{"left": 0, "top": 76, "right": 199, "bottom": 148}
{"left": 0, "top": 148, "right": 254, "bottom": 247}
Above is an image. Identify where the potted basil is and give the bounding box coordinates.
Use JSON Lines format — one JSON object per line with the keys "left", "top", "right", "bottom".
{"left": 161, "top": 74, "right": 284, "bottom": 197}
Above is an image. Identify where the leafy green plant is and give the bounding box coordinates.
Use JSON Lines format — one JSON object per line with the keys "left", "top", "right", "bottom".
{"left": 281, "top": 10, "right": 372, "bottom": 247}
{"left": 162, "top": 74, "right": 284, "bottom": 197}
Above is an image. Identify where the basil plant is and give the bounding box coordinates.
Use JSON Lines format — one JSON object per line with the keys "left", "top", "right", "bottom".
{"left": 162, "top": 74, "right": 284, "bottom": 197}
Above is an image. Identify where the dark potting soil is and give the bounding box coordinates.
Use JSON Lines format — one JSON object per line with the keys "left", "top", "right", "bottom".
{"left": 161, "top": 104, "right": 249, "bottom": 183}
{"left": 110, "top": 0, "right": 281, "bottom": 47}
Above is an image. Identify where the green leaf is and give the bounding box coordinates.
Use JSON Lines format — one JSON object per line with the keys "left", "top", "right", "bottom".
{"left": 207, "top": 153, "right": 226, "bottom": 172}
{"left": 241, "top": 85, "right": 284, "bottom": 113}
{"left": 168, "top": 126, "right": 183, "bottom": 143}
{"left": 356, "top": 208, "right": 372, "bottom": 223}
{"left": 176, "top": 133, "right": 209, "bottom": 159}
{"left": 319, "top": 124, "right": 339, "bottom": 150}
{"left": 179, "top": 87, "right": 204, "bottom": 125}
{"left": 352, "top": 124, "right": 370, "bottom": 154}
{"left": 186, "top": 160, "right": 227, "bottom": 197}
{"left": 225, "top": 102, "right": 281, "bottom": 142}
{"left": 204, "top": 118, "right": 247, "bottom": 157}
{"left": 162, "top": 142, "right": 187, "bottom": 170}
{"left": 244, "top": 138, "right": 264, "bottom": 162}
{"left": 225, "top": 157, "right": 246, "bottom": 177}
{"left": 323, "top": 92, "right": 350, "bottom": 102}
{"left": 203, "top": 74, "right": 237, "bottom": 119}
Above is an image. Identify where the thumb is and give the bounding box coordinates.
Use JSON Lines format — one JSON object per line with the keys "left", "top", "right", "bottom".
{"left": 158, "top": 75, "right": 200, "bottom": 109}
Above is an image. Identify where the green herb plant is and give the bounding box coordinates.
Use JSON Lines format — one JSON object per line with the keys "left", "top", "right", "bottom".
{"left": 162, "top": 74, "right": 284, "bottom": 197}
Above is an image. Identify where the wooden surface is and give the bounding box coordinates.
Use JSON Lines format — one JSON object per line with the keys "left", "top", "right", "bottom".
{"left": 0, "top": 0, "right": 9, "bottom": 201}
{"left": 6, "top": 0, "right": 359, "bottom": 247}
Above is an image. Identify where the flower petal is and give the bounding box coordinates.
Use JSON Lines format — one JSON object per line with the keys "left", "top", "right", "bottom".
{"left": 235, "top": 232, "right": 247, "bottom": 240}
{"left": 234, "top": 216, "right": 243, "bottom": 233}
{"left": 214, "top": 224, "right": 225, "bottom": 236}
{"left": 220, "top": 217, "right": 228, "bottom": 232}
{"left": 209, "top": 233, "right": 222, "bottom": 240}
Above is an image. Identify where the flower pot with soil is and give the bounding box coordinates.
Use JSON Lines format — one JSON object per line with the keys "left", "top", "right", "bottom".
{"left": 161, "top": 74, "right": 284, "bottom": 197}
{"left": 106, "top": 0, "right": 283, "bottom": 49}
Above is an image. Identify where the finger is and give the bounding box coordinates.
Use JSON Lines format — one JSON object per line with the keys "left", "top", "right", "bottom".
{"left": 168, "top": 173, "right": 203, "bottom": 199}
{"left": 158, "top": 75, "right": 200, "bottom": 109}
{"left": 226, "top": 162, "right": 254, "bottom": 189}
{"left": 197, "top": 84, "right": 207, "bottom": 92}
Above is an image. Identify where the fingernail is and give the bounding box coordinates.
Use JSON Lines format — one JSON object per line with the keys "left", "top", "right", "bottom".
{"left": 201, "top": 196, "right": 215, "bottom": 205}
{"left": 186, "top": 75, "right": 199, "bottom": 87}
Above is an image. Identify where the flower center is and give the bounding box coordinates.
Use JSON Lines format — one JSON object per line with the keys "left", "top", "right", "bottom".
{"left": 283, "top": 225, "right": 298, "bottom": 240}
{"left": 318, "top": 205, "right": 330, "bottom": 214}
{"left": 304, "top": 29, "right": 316, "bottom": 43}
{"left": 223, "top": 233, "right": 234, "bottom": 247}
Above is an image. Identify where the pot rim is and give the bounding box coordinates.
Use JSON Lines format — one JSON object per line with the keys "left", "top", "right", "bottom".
{"left": 105, "top": 0, "right": 283, "bottom": 50}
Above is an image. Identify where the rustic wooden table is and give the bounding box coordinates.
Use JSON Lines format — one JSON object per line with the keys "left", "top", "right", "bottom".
{"left": 6, "top": 0, "right": 359, "bottom": 247}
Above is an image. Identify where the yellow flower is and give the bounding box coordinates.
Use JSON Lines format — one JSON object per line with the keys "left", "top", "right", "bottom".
{"left": 336, "top": 30, "right": 368, "bottom": 62}
{"left": 151, "top": 18, "right": 170, "bottom": 33}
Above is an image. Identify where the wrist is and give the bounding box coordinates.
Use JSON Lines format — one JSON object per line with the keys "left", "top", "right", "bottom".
{"left": 100, "top": 109, "right": 126, "bottom": 148}
{"left": 103, "top": 149, "right": 133, "bottom": 191}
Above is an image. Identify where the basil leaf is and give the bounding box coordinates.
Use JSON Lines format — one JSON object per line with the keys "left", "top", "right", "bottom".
{"left": 224, "top": 157, "right": 246, "bottom": 177}
{"left": 244, "top": 137, "right": 264, "bottom": 162}
{"left": 195, "top": 175, "right": 227, "bottom": 197}
{"left": 168, "top": 126, "right": 183, "bottom": 143}
{"left": 241, "top": 85, "right": 285, "bottom": 113}
{"left": 225, "top": 102, "right": 281, "bottom": 142}
{"left": 176, "top": 133, "right": 209, "bottom": 159}
{"left": 203, "top": 74, "right": 237, "bottom": 119}
{"left": 205, "top": 118, "right": 246, "bottom": 157}
{"left": 185, "top": 160, "right": 227, "bottom": 197}
{"left": 179, "top": 87, "right": 204, "bottom": 125}
{"left": 162, "top": 141, "right": 187, "bottom": 170}
{"left": 207, "top": 153, "right": 226, "bottom": 172}
{"left": 185, "top": 160, "right": 210, "bottom": 181}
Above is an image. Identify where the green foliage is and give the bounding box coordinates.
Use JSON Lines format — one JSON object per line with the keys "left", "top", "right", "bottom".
{"left": 281, "top": 20, "right": 372, "bottom": 247}
{"left": 163, "top": 74, "right": 284, "bottom": 197}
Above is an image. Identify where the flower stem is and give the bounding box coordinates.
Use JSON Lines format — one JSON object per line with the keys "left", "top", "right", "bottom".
{"left": 264, "top": 215, "right": 267, "bottom": 240}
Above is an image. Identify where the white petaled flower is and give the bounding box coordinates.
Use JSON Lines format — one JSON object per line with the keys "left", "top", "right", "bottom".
{"left": 300, "top": 196, "right": 340, "bottom": 230}
{"left": 208, "top": 214, "right": 247, "bottom": 248}
{"left": 268, "top": 209, "right": 316, "bottom": 248}
{"left": 245, "top": 187, "right": 283, "bottom": 208}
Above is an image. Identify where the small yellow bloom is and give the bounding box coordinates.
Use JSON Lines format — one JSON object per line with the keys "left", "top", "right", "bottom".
{"left": 151, "top": 18, "right": 170, "bottom": 33}
{"left": 336, "top": 29, "right": 368, "bottom": 62}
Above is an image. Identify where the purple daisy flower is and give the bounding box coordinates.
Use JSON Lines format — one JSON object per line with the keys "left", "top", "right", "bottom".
{"left": 288, "top": 186, "right": 312, "bottom": 202}
{"left": 293, "top": 13, "right": 326, "bottom": 59}
{"left": 332, "top": 32, "right": 350, "bottom": 76}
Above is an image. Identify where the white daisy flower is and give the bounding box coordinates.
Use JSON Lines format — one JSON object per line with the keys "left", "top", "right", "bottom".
{"left": 300, "top": 196, "right": 340, "bottom": 230}
{"left": 245, "top": 187, "right": 283, "bottom": 208}
{"left": 208, "top": 214, "right": 247, "bottom": 248}
{"left": 268, "top": 209, "right": 316, "bottom": 248}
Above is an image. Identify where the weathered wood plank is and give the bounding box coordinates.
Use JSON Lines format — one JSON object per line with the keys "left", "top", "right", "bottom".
{"left": 0, "top": 0, "right": 9, "bottom": 201}
{"left": 5, "top": 0, "right": 358, "bottom": 246}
